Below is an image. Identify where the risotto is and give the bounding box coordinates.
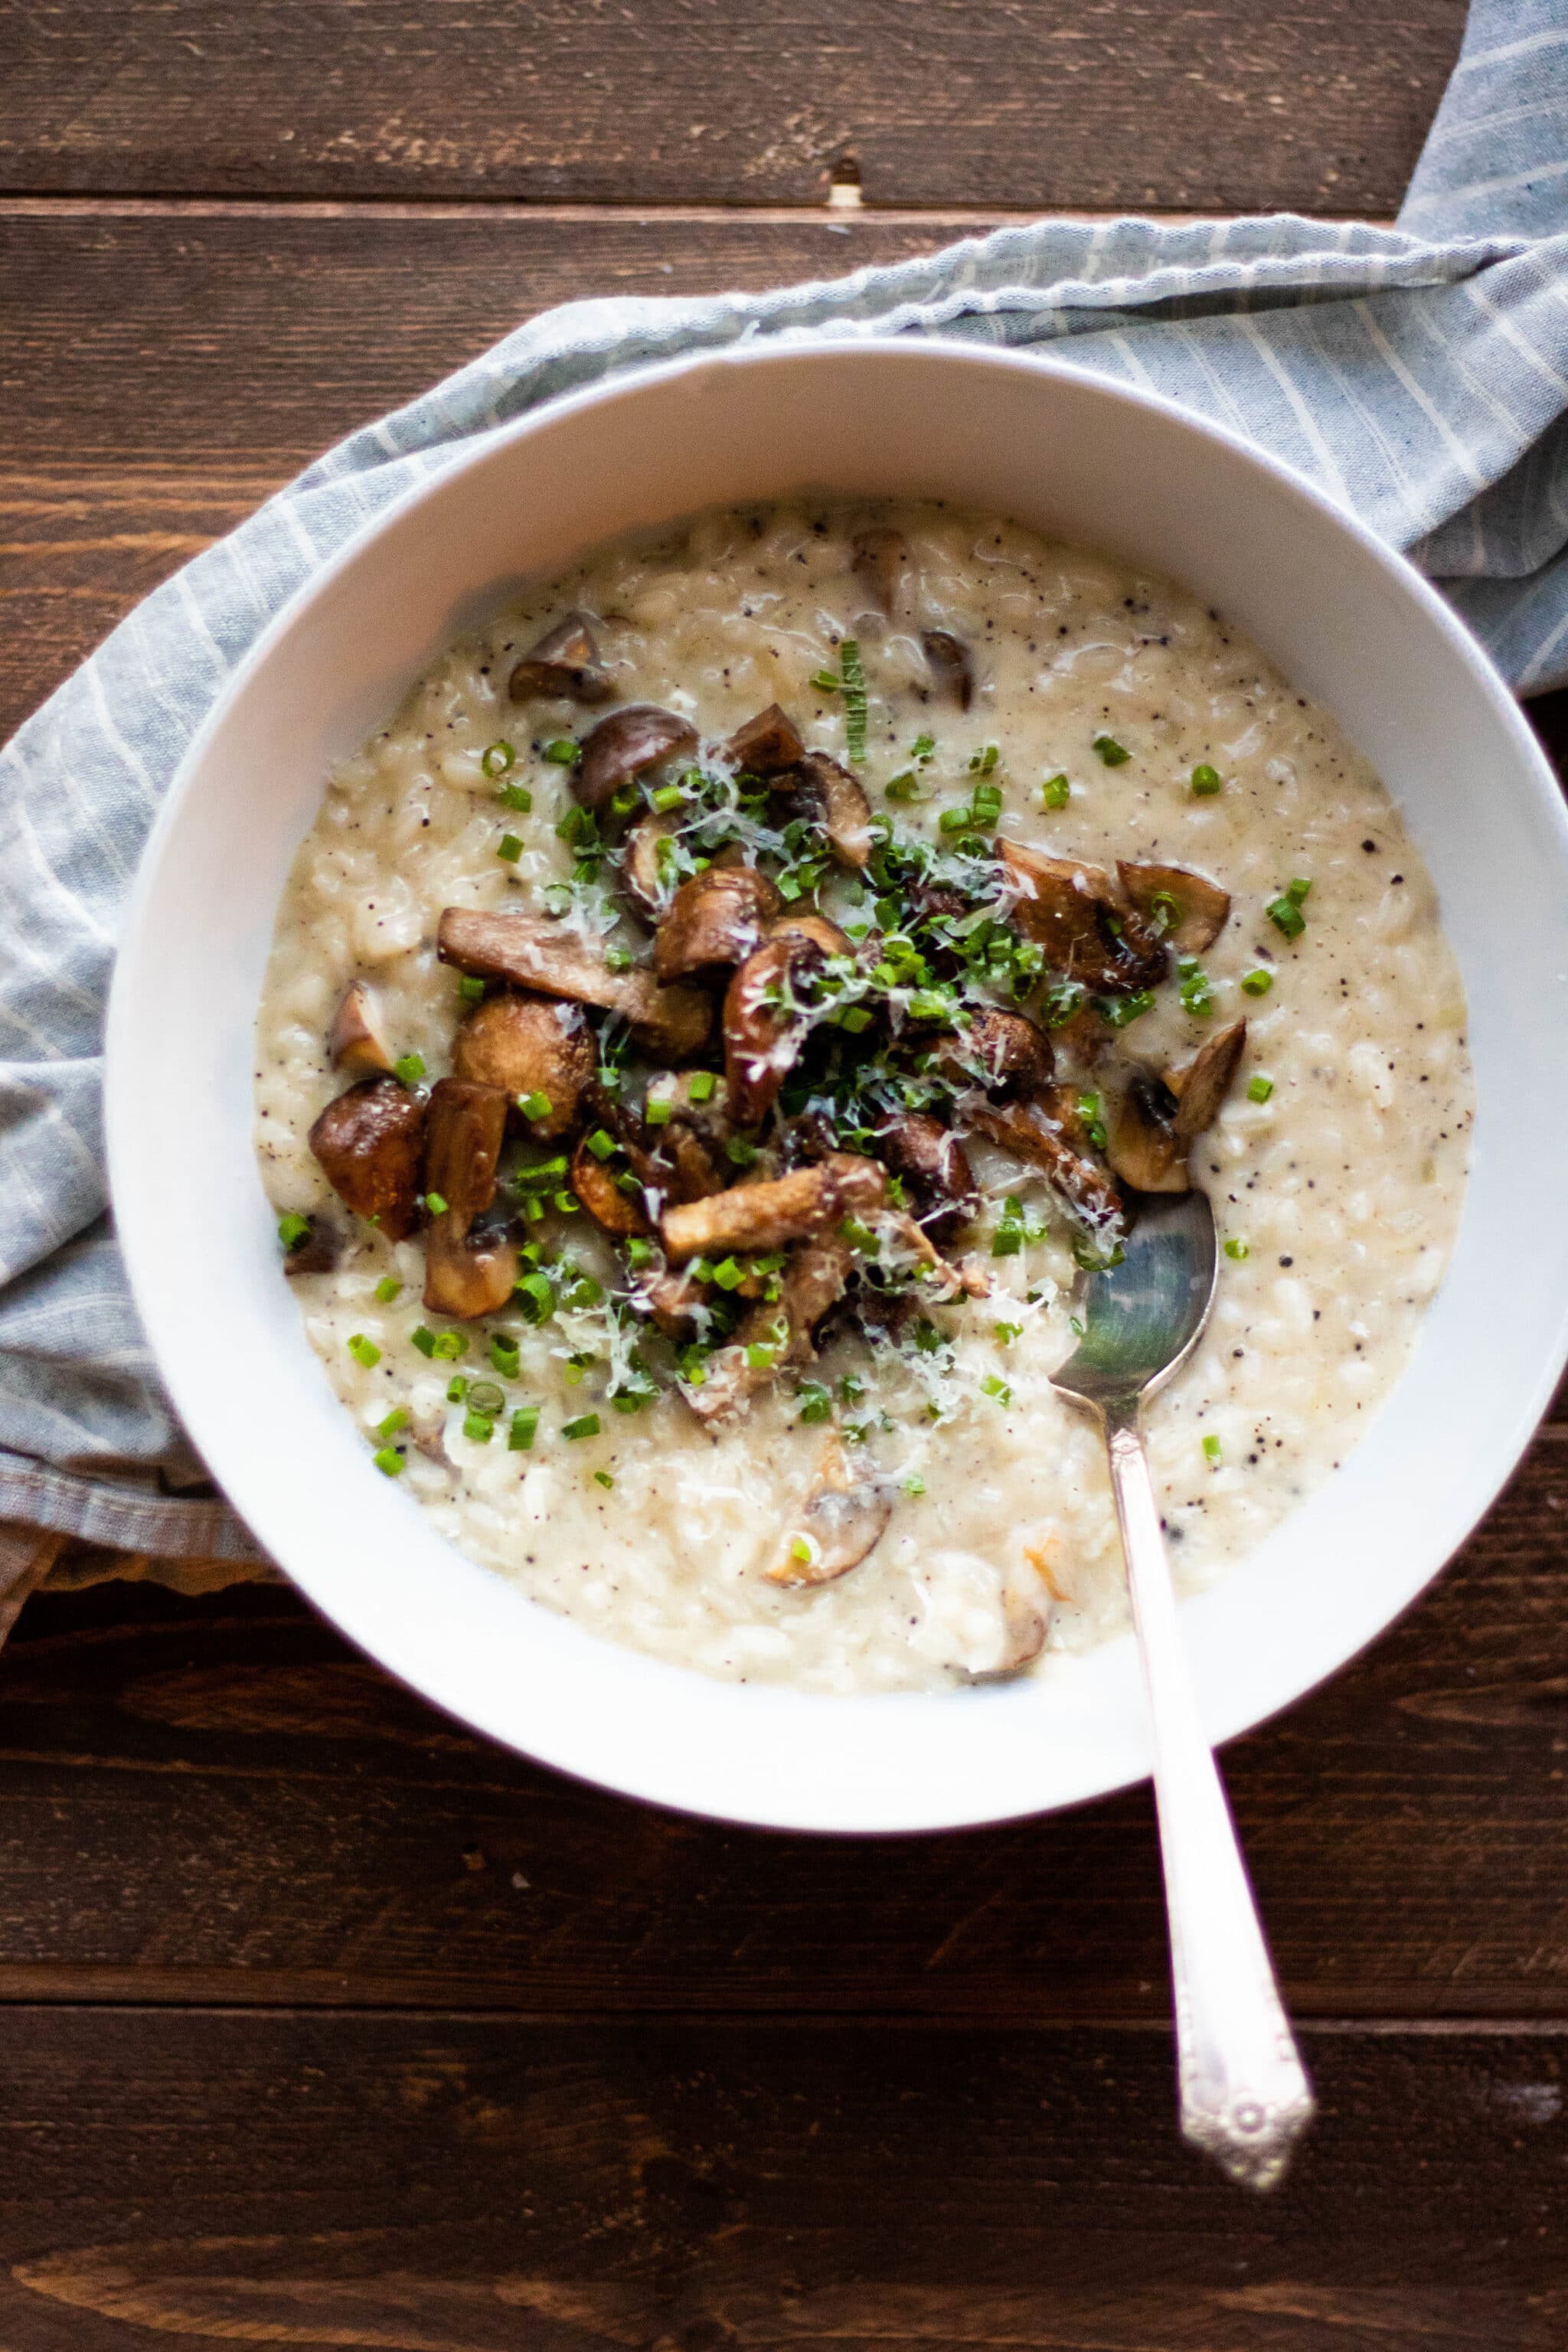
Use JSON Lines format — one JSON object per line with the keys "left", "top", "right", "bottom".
{"left": 254, "top": 501, "right": 1472, "bottom": 1693}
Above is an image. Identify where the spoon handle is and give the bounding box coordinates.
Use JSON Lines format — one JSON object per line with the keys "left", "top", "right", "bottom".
{"left": 1104, "top": 1409, "right": 1315, "bottom": 2190}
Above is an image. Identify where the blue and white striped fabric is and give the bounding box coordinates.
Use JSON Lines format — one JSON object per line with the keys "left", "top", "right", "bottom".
{"left": 2, "top": 0, "right": 1566, "bottom": 1565}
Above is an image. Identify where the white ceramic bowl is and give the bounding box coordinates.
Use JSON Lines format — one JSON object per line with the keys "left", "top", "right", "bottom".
{"left": 106, "top": 340, "right": 1568, "bottom": 1834}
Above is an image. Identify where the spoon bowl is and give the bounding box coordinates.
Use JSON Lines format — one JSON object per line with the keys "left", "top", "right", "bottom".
{"left": 1054, "top": 1191, "right": 1217, "bottom": 1414}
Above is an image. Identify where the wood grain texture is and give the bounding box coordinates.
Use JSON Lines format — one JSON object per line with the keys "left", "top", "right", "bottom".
{"left": 2, "top": 0, "right": 1465, "bottom": 215}
{"left": 0, "top": 2007, "right": 1560, "bottom": 2350}
{"left": 5, "top": 1402, "right": 1568, "bottom": 2021}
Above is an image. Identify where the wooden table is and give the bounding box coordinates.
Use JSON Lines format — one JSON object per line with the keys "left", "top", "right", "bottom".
{"left": 8, "top": 5, "right": 1568, "bottom": 2343}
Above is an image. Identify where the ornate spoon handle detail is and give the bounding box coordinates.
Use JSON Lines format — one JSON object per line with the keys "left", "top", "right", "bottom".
{"left": 1104, "top": 1408, "right": 1315, "bottom": 2190}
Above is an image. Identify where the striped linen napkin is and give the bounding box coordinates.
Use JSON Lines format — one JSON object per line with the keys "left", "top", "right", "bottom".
{"left": 2, "top": 0, "right": 1565, "bottom": 1602}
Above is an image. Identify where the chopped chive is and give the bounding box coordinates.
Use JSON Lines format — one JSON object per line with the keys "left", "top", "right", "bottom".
{"left": 790, "top": 1535, "right": 815, "bottom": 1563}
{"left": 497, "top": 832, "right": 524, "bottom": 864}
{"left": 562, "top": 1413, "right": 601, "bottom": 1442}
{"left": 446, "top": 1374, "right": 469, "bottom": 1404}
{"left": 430, "top": 1330, "right": 468, "bottom": 1362}
{"left": 1069, "top": 1315, "right": 1086, "bottom": 1338}
{"left": 1286, "top": 877, "right": 1312, "bottom": 904}
{"left": 392, "top": 1051, "right": 425, "bottom": 1086}
{"left": 462, "top": 1410, "right": 495, "bottom": 1444}
{"left": 423, "top": 1191, "right": 449, "bottom": 1217}
{"left": 374, "top": 1275, "right": 401, "bottom": 1304}
{"left": 725, "top": 1135, "right": 758, "bottom": 1168}
{"left": 518, "top": 1089, "right": 554, "bottom": 1122}
{"left": 543, "top": 738, "right": 580, "bottom": 764}
{"left": 744, "top": 1343, "right": 778, "bottom": 1371}
{"left": 1177, "top": 957, "right": 1215, "bottom": 1018}
{"left": 688, "top": 1071, "right": 717, "bottom": 1103}
{"left": 644, "top": 1096, "right": 673, "bottom": 1125}
{"left": 1266, "top": 893, "right": 1307, "bottom": 940}
{"left": 374, "top": 1406, "right": 409, "bottom": 1441}
{"left": 277, "top": 1211, "right": 312, "bottom": 1253}
{"left": 498, "top": 782, "right": 533, "bottom": 812}
{"left": 1240, "top": 967, "right": 1275, "bottom": 998}
{"left": 347, "top": 1333, "right": 381, "bottom": 1370}
{"left": 457, "top": 974, "right": 486, "bottom": 1004}
{"left": 554, "top": 1190, "right": 580, "bottom": 1214}
{"left": 515, "top": 1269, "right": 554, "bottom": 1321}
{"left": 1040, "top": 772, "right": 1070, "bottom": 810}
{"left": 968, "top": 743, "right": 1000, "bottom": 776}
{"left": 488, "top": 1333, "right": 521, "bottom": 1376}
{"left": 797, "top": 1382, "right": 832, "bottom": 1425}
{"left": 1246, "top": 1075, "right": 1275, "bottom": 1104}
{"left": 586, "top": 1128, "right": 617, "bottom": 1161}
{"left": 1203, "top": 1434, "right": 1223, "bottom": 1464}
{"left": 482, "top": 740, "right": 515, "bottom": 778}
{"left": 372, "top": 1446, "right": 404, "bottom": 1477}
{"left": 902, "top": 1473, "right": 926, "bottom": 1498}
{"left": 884, "top": 773, "right": 922, "bottom": 803}
{"left": 1191, "top": 763, "right": 1222, "bottom": 797}
{"left": 811, "top": 667, "right": 841, "bottom": 694}
{"left": 593, "top": 1469, "right": 614, "bottom": 1489}
{"left": 1223, "top": 1238, "right": 1250, "bottom": 1261}
{"left": 467, "top": 1380, "right": 505, "bottom": 1416}
{"left": 411, "top": 1325, "right": 437, "bottom": 1358}
{"left": 649, "top": 782, "right": 686, "bottom": 813}
{"left": 841, "top": 639, "right": 868, "bottom": 765}
{"left": 1093, "top": 734, "right": 1131, "bottom": 766}
{"left": 508, "top": 1406, "right": 540, "bottom": 1451}
{"left": 981, "top": 1374, "right": 1012, "bottom": 1406}
{"left": 624, "top": 1236, "right": 655, "bottom": 1272}
{"left": 938, "top": 805, "right": 972, "bottom": 835}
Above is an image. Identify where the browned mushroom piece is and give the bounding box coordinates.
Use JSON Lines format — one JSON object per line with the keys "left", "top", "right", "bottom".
{"left": 639, "top": 1265, "right": 710, "bottom": 1342}
{"left": 1168, "top": 1018, "right": 1247, "bottom": 1145}
{"left": 423, "top": 1078, "right": 507, "bottom": 1223}
{"left": 766, "top": 910, "right": 854, "bottom": 960}
{"left": 508, "top": 610, "right": 612, "bottom": 705}
{"left": 1106, "top": 1072, "right": 1187, "bottom": 1196}
{"left": 654, "top": 864, "right": 782, "bottom": 982}
{"left": 1117, "top": 861, "right": 1232, "bottom": 954}
{"left": 997, "top": 838, "right": 1169, "bottom": 994}
{"left": 959, "top": 1567, "right": 1050, "bottom": 1681}
{"left": 620, "top": 810, "right": 679, "bottom": 920}
{"left": 965, "top": 1098, "right": 1124, "bottom": 1230}
{"left": 423, "top": 1228, "right": 519, "bottom": 1319}
{"left": 723, "top": 929, "right": 827, "bottom": 1127}
{"left": 851, "top": 526, "right": 911, "bottom": 620}
{"left": 682, "top": 1235, "right": 858, "bottom": 1426}
{"left": 309, "top": 1076, "right": 426, "bottom": 1241}
{"left": 420, "top": 1076, "right": 518, "bottom": 1317}
{"left": 281, "top": 1215, "right": 343, "bottom": 1276}
{"left": 452, "top": 992, "right": 593, "bottom": 1138}
{"left": 922, "top": 629, "right": 974, "bottom": 711}
{"left": 661, "top": 1152, "right": 885, "bottom": 1263}
{"left": 790, "top": 750, "right": 873, "bottom": 870}
{"left": 931, "top": 1006, "right": 1055, "bottom": 1096}
{"left": 328, "top": 980, "right": 394, "bottom": 1077}
{"left": 874, "top": 1113, "right": 977, "bottom": 1241}
{"left": 724, "top": 703, "right": 805, "bottom": 775}
{"left": 768, "top": 1432, "right": 893, "bottom": 1586}
{"left": 570, "top": 1131, "right": 653, "bottom": 1239}
{"left": 437, "top": 908, "right": 711, "bottom": 1060}
{"left": 575, "top": 704, "right": 697, "bottom": 815}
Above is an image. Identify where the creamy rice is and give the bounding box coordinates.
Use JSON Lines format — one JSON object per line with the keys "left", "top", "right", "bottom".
{"left": 255, "top": 501, "right": 1472, "bottom": 1692}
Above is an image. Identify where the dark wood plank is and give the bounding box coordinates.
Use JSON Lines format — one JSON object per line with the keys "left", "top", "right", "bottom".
{"left": 1, "top": 0, "right": 1465, "bottom": 215}
{"left": 0, "top": 202, "right": 999, "bottom": 743}
{"left": 0, "top": 2007, "right": 1560, "bottom": 2350}
{"left": 5, "top": 1410, "right": 1568, "bottom": 2020}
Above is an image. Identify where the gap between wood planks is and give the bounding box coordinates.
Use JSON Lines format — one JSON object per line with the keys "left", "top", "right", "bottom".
{"left": 0, "top": 194, "right": 1395, "bottom": 228}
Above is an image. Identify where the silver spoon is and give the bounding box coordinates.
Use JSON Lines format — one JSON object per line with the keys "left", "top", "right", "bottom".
{"left": 1052, "top": 1187, "right": 1314, "bottom": 2189}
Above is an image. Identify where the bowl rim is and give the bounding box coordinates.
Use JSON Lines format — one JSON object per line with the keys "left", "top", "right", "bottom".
{"left": 106, "top": 332, "right": 1568, "bottom": 1834}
